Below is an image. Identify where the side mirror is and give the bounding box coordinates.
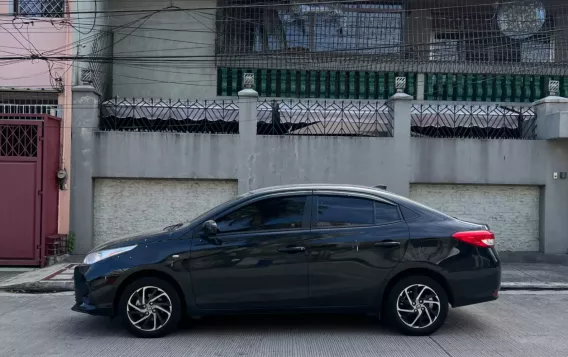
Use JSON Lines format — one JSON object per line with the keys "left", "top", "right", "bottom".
{"left": 203, "top": 220, "right": 219, "bottom": 236}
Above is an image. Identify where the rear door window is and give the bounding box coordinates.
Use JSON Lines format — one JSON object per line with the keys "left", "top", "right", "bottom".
{"left": 374, "top": 202, "right": 402, "bottom": 224}
{"left": 316, "top": 196, "right": 374, "bottom": 227}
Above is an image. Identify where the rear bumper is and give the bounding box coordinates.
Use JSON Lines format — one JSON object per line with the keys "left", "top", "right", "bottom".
{"left": 448, "top": 266, "right": 501, "bottom": 308}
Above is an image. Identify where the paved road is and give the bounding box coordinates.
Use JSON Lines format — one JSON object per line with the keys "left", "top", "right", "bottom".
{"left": 0, "top": 291, "right": 567, "bottom": 357}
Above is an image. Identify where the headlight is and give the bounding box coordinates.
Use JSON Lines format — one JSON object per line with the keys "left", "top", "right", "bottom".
{"left": 83, "top": 245, "right": 137, "bottom": 265}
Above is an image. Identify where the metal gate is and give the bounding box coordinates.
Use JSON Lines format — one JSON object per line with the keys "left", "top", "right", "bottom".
{"left": 0, "top": 114, "right": 61, "bottom": 266}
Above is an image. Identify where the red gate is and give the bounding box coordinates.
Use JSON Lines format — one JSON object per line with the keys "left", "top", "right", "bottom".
{"left": 0, "top": 114, "right": 61, "bottom": 266}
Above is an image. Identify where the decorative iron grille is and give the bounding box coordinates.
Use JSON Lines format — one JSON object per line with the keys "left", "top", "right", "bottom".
{"left": 15, "top": 0, "right": 65, "bottom": 18}
{"left": 411, "top": 102, "right": 537, "bottom": 139}
{"left": 100, "top": 98, "right": 239, "bottom": 133}
{"left": 257, "top": 99, "right": 393, "bottom": 136}
{"left": 0, "top": 124, "right": 38, "bottom": 157}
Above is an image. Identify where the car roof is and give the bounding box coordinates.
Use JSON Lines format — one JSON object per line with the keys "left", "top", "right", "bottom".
{"left": 246, "top": 184, "right": 451, "bottom": 219}
{"left": 249, "top": 184, "right": 399, "bottom": 202}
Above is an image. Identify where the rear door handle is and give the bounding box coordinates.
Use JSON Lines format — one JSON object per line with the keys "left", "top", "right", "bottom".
{"left": 278, "top": 246, "right": 306, "bottom": 253}
{"left": 374, "top": 241, "right": 401, "bottom": 248}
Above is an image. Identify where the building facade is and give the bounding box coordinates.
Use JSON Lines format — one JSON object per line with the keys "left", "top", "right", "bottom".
{"left": 69, "top": 0, "right": 568, "bottom": 255}
{"left": 0, "top": 0, "right": 74, "bottom": 264}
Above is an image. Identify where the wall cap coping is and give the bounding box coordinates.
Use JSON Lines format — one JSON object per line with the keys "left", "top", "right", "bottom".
{"left": 533, "top": 96, "right": 568, "bottom": 106}
{"left": 390, "top": 92, "right": 413, "bottom": 101}
{"left": 238, "top": 88, "right": 259, "bottom": 98}
{"left": 72, "top": 85, "right": 101, "bottom": 97}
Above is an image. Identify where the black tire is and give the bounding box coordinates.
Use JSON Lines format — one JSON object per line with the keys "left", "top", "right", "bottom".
{"left": 118, "top": 277, "right": 182, "bottom": 338}
{"left": 386, "top": 275, "right": 449, "bottom": 336}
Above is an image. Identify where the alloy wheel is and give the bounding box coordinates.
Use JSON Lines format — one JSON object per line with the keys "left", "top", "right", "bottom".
{"left": 126, "top": 286, "right": 173, "bottom": 332}
{"left": 396, "top": 284, "right": 441, "bottom": 329}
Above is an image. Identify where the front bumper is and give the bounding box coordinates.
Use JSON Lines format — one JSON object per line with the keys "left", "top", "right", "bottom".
{"left": 72, "top": 265, "right": 115, "bottom": 316}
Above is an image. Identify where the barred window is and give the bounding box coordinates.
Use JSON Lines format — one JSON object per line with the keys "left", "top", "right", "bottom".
{"left": 218, "top": 1, "right": 403, "bottom": 55}
{"left": 429, "top": 5, "right": 554, "bottom": 63}
{"left": 15, "top": 0, "right": 65, "bottom": 18}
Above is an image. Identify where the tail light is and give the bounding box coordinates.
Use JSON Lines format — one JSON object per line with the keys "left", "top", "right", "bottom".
{"left": 452, "top": 230, "right": 495, "bottom": 248}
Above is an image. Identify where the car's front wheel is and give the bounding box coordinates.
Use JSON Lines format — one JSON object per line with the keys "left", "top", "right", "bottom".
{"left": 386, "top": 275, "right": 449, "bottom": 336}
{"left": 118, "top": 277, "right": 182, "bottom": 338}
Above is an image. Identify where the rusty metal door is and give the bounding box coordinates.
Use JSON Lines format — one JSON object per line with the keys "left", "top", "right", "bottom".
{"left": 0, "top": 120, "right": 42, "bottom": 264}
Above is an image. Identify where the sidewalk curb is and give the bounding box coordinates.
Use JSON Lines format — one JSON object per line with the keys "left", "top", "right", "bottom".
{"left": 500, "top": 282, "right": 568, "bottom": 290}
{"left": 0, "top": 281, "right": 74, "bottom": 293}
{"left": 0, "top": 263, "right": 74, "bottom": 293}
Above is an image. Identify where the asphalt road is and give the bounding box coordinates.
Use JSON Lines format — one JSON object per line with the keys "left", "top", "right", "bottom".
{"left": 0, "top": 291, "right": 567, "bottom": 357}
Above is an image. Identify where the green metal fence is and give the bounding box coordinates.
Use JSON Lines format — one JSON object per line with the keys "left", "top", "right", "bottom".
{"left": 218, "top": 68, "right": 568, "bottom": 102}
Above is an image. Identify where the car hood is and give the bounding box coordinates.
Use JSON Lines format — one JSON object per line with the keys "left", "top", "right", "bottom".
{"left": 88, "top": 222, "right": 191, "bottom": 253}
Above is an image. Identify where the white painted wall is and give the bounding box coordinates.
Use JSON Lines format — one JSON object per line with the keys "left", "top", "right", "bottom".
{"left": 93, "top": 178, "right": 237, "bottom": 246}
{"left": 410, "top": 184, "right": 540, "bottom": 252}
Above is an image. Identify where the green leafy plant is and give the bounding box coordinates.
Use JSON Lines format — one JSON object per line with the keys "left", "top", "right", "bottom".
{"left": 67, "top": 231, "right": 76, "bottom": 254}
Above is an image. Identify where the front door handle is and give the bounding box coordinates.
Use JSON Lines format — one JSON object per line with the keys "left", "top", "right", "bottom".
{"left": 374, "top": 240, "right": 401, "bottom": 248}
{"left": 278, "top": 246, "right": 306, "bottom": 253}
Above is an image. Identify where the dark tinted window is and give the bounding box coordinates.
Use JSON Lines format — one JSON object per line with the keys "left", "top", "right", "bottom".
{"left": 375, "top": 202, "right": 401, "bottom": 224}
{"left": 317, "top": 196, "right": 374, "bottom": 227}
{"left": 400, "top": 205, "right": 420, "bottom": 221}
{"left": 216, "top": 196, "right": 307, "bottom": 233}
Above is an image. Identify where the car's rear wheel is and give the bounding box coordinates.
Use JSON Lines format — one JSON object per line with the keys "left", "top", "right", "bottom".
{"left": 118, "top": 277, "right": 182, "bottom": 338}
{"left": 386, "top": 275, "right": 448, "bottom": 336}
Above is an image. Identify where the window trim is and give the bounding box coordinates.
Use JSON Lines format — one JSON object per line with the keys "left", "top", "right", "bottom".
{"left": 210, "top": 191, "right": 313, "bottom": 236}
{"left": 311, "top": 191, "right": 403, "bottom": 230}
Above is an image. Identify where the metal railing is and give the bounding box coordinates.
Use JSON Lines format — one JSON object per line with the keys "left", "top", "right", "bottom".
{"left": 100, "top": 98, "right": 239, "bottom": 133}
{"left": 257, "top": 99, "right": 393, "bottom": 136}
{"left": 411, "top": 102, "right": 537, "bottom": 139}
{"left": 0, "top": 104, "right": 61, "bottom": 120}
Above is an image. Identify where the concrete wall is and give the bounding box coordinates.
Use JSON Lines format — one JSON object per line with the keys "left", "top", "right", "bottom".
{"left": 411, "top": 139, "right": 547, "bottom": 185}
{"left": 94, "top": 132, "right": 238, "bottom": 179}
{"left": 71, "top": 86, "right": 568, "bottom": 254}
{"left": 108, "top": 0, "right": 217, "bottom": 99}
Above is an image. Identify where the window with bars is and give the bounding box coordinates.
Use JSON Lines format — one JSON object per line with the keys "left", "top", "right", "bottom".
{"left": 14, "top": 0, "right": 65, "bottom": 18}
{"left": 217, "top": 1, "right": 404, "bottom": 55}
{"left": 429, "top": 6, "right": 554, "bottom": 63}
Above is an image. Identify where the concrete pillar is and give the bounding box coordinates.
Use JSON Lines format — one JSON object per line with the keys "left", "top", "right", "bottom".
{"left": 533, "top": 96, "right": 568, "bottom": 254}
{"left": 70, "top": 86, "right": 100, "bottom": 254}
{"left": 388, "top": 92, "right": 413, "bottom": 197}
{"left": 237, "top": 88, "right": 259, "bottom": 194}
{"left": 534, "top": 96, "right": 568, "bottom": 139}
